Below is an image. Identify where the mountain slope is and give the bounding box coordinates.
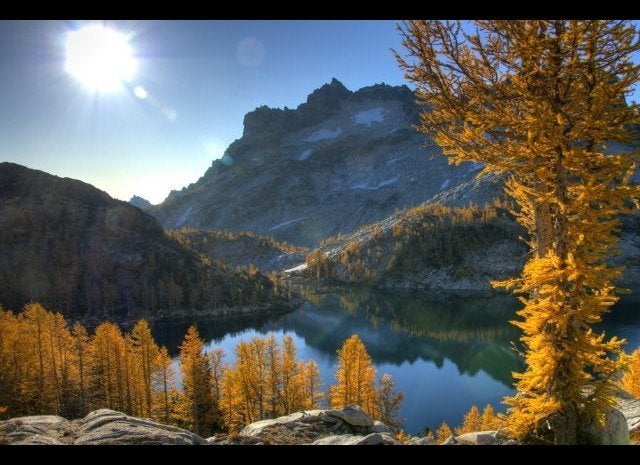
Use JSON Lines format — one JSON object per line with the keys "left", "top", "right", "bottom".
{"left": 0, "top": 163, "right": 290, "bottom": 322}
{"left": 147, "top": 79, "right": 496, "bottom": 246}
{"left": 168, "top": 228, "right": 307, "bottom": 273}
{"left": 296, "top": 202, "right": 640, "bottom": 290}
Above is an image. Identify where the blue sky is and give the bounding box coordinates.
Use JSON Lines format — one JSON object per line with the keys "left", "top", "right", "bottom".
{"left": 1, "top": 20, "right": 639, "bottom": 204}
{"left": 0, "top": 20, "right": 407, "bottom": 204}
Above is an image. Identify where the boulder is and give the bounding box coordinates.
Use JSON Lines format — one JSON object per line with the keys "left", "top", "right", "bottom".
{"left": 380, "top": 433, "right": 402, "bottom": 445}
{"left": 454, "top": 430, "right": 500, "bottom": 445}
{"left": 75, "top": 409, "right": 208, "bottom": 445}
{"left": 372, "top": 421, "right": 393, "bottom": 434}
{"left": 12, "top": 434, "right": 65, "bottom": 445}
{"left": 325, "top": 405, "right": 373, "bottom": 427}
{"left": 312, "top": 433, "right": 384, "bottom": 445}
{"left": 240, "top": 411, "right": 315, "bottom": 437}
{"left": 0, "top": 415, "right": 71, "bottom": 445}
{"left": 1, "top": 409, "right": 209, "bottom": 445}
{"left": 409, "top": 436, "right": 437, "bottom": 445}
{"left": 581, "top": 407, "right": 630, "bottom": 445}
{"left": 617, "top": 391, "right": 640, "bottom": 434}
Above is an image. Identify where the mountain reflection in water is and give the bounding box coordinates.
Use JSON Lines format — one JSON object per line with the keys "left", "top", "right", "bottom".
{"left": 152, "top": 286, "right": 640, "bottom": 434}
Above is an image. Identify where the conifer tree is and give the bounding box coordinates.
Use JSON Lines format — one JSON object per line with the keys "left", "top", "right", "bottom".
{"left": 178, "top": 325, "right": 217, "bottom": 436}
{"left": 129, "top": 320, "right": 160, "bottom": 417}
{"left": 90, "top": 322, "right": 129, "bottom": 412}
{"left": 480, "top": 404, "right": 502, "bottom": 431}
{"left": 621, "top": 349, "right": 640, "bottom": 399}
{"left": 151, "top": 346, "right": 178, "bottom": 424}
{"left": 397, "top": 19, "right": 640, "bottom": 443}
{"left": 299, "top": 360, "right": 323, "bottom": 410}
{"left": 280, "top": 336, "right": 301, "bottom": 413}
{"left": 436, "top": 422, "right": 453, "bottom": 444}
{"left": 329, "top": 334, "right": 378, "bottom": 416}
{"left": 71, "top": 322, "right": 90, "bottom": 417}
{"left": 377, "top": 373, "right": 404, "bottom": 431}
{"left": 456, "top": 405, "right": 482, "bottom": 435}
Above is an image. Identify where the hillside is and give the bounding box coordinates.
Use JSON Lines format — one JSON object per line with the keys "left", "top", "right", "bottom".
{"left": 168, "top": 228, "right": 307, "bottom": 273}
{"left": 296, "top": 202, "right": 640, "bottom": 290}
{"left": 146, "top": 79, "right": 499, "bottom": 246}
{"left": 0, "top": 163, "right": 291, "bottom": 322}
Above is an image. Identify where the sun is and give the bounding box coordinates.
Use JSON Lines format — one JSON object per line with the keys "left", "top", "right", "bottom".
{"left": 65, "top": 25, "right": 137, "bottom": 92}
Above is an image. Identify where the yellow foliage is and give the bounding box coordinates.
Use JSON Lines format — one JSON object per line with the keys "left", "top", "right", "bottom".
{"left": 480, "top": 404, "right": 502, "bottom": 431}
{"left": 436, "top": 422, "right": 452, "bottom": 444}
{"left": 455, "top": 405, "right": 482, "bottom": 435}
{"left": 397, "top": 19, "right": 640, "bottom": 444}
{"left": 395, "top": 430, "right": 411, "bottom": 443}
{"left": 177, "top": 325, "right": 218, "bottom": 436}
{"left": 621, "top": 349, "right": 640, "bottom": 399}
{"left": 329, "top": 334, "right": 379, "bottom": 418}
{"left": 220, "top": 335, "right": 323, "bottom": 431}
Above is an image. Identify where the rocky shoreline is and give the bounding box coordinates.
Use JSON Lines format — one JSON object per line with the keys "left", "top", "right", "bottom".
{"left": 2, "top": 395, "right": 638, "bottom": 446}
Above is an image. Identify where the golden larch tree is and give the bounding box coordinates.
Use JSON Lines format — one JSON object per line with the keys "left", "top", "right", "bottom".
{"left": 376, "top": 373, "right": 404, "bottom": 431}
{"left": 298, "top": 360, "right": 323, "bottom": 410}
{"left": 436, "top": 422, "right": 453, "bottom": 444}
{"left": 397, "top": 20, "right": 640, "bottom": 443}
{"left": 329, "top": 334, "right": 378, "bottom": 417}
{"left": 90, "top": 321, "right": 130, "bottom": 413}
{"left": 456, "top": 405, "right": 482, "bottom": 435}
{"left": 178, "top": 325, "right": 217, "bottom": 437}
{"left": 621, "top": 349, "right": 640, "bottom": 399}
{"left": 151, "top": 346, "right": 178, "bottom": 425}
{"left": 129, "top": 320, "right": 160, "bottom": 418}
{"left": 71, "top": 322, "right": 91, "bottom": 417}
{"left": 0, "top": 308, "right": 24, "bottom": 416}
{"left": 480, "top": 404, "right": 502, "bottom": 431}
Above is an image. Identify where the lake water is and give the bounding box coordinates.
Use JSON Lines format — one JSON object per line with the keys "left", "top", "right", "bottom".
{"left": 151, "top": 287, "right": 640, "bottom": 435}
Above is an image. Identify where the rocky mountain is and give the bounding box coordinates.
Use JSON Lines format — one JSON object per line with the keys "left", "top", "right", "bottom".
{"left": 129, "top": 195, "right": 151, "bottom": 209}
{"left": 0, "top": 163, "right": 291, "bottom": 322}
{"left": 146, "top": 79, "right": 495, "bottom": 247}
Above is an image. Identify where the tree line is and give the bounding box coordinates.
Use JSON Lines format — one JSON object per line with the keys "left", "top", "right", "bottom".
{"left": 2, "top": 302, "right": 639, "bottom": 439}
{"left": 305, "top": 201, "right": 524, "bottom": 283}
{"left": 0, "top": 303, "right": 403, "bottom": 437}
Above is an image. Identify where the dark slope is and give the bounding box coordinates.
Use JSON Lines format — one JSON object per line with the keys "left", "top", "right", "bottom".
{"left": 0, "top": 163, "right": 290, "bottom": 322}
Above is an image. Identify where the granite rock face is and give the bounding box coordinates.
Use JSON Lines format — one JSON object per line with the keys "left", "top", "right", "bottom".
{"left": 0, "top": 409, "right": 206, "bottom": 445}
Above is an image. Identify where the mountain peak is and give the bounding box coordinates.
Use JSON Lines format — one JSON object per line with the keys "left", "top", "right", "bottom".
{"left": 303, "top": 78, "right": 351, "bottom": 113}
{"left": 129, "top": 195, "right": 151, "bottom": 209}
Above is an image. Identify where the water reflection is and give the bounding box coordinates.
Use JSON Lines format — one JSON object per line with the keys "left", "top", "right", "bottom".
{"left": 151, "top": 286, "right": 640, "bottom": 434}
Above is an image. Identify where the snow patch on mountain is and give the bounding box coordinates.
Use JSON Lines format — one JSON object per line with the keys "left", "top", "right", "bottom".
{"left": 350, "top": 177, "right": 399, "bottom": 190}
{"left": 299, "top": 149, "right": 313, "bottom": 161}
{"left": 269, "top": 217, "right": 304, "bottom": 231}
{"left": 353, "top": 108, "right": 385, "bottom": 126}
{"left": 305, "top": 128, "right": 342, "bottom": 142}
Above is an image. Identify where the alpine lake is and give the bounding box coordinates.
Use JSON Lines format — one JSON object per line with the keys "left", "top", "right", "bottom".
{"left": 151, "top": 286, "right": 640, "bottom": 435}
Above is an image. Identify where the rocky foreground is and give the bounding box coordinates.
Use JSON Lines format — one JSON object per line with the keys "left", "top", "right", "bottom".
{"left": 2, "top": 395, "right": 639, "bottom": 445}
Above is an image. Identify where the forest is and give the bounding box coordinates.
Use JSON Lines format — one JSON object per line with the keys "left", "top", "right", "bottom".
{"left": 306, "top": 201, "right": 524, "bottom": 283}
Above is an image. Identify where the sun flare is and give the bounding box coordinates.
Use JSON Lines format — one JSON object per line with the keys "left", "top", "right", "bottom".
{"left": 65, "top": 25, "right": 137, "bottom": 92}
